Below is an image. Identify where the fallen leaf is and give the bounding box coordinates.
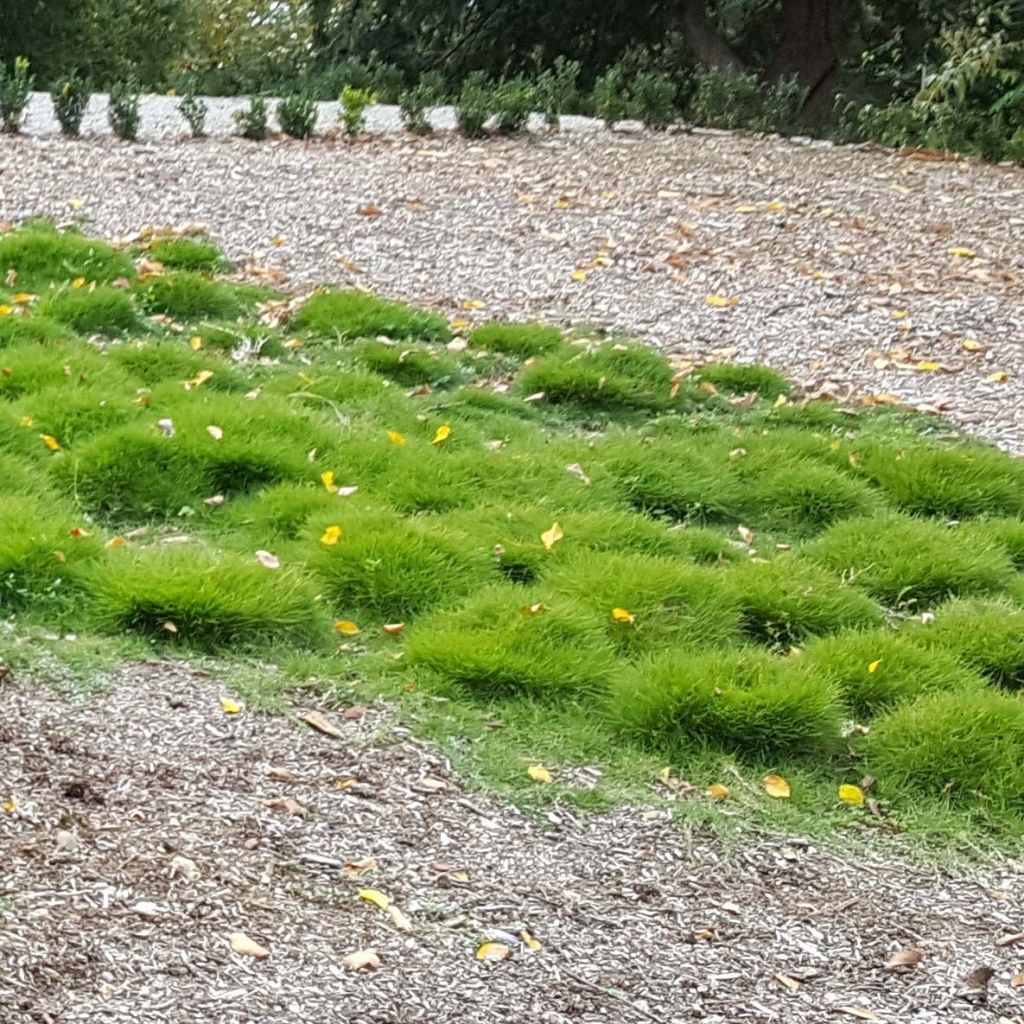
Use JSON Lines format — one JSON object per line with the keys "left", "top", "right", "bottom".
{"left": 206, "top": 425, "right": 223, "bottom": 440}
{"left": 228, "top": 932, "right": 269, "bottom": 959}
{"left": 915, "top": 361, "right": 942, "bottom": 372}
{"left": 183, "top": 369, "right": 214, "bottom": 390}
{"left": 106, "top": 536, "right": 125, "bottom": 549}
{"left": 521, "top": 602, "right": 548, "bottom": 615}
{"left": 40, "top": 434, "right": 61, "bottom": 451}
{"left": 706, "top": 294, "right": 739, "bottom": 307}
{"left": 383, "top": 622, "right": 406, "bottom": 635}
{"left": 204, "top": 494, "right": 226, "bottom": 507}
{"left": 884, "top": 947, "right": 923, "bottom": 969}
{"left": 986, "top": 371, "right": 1009, "bottom": 383}
{"left": 357, "top": 202, "right": 382, "bottom": 217}
{"left": 839, "top": 784, "right": 865, "bottom": 807}
{"left": 69, "top": 527, "right": 89, "bottom": 538}
{"left": 611, "top": 607, "right": 635, "bottom": 624}
{"left": 432, "top": 424, "right": 452, "bottom": 445}
{"left": 358, "top": 888, "right": 390, "bottom": 911}
{"left": 737, "top": 524, "right": 754, "bottom": 545}
{"left": 255, "top": 549, "right": 281, "bottom": 570}
{"left": 995, "top": 931, "right": 1024, "bottom": 947}
{"left": 735, "top": 204, "right": 758, "bottom": 214}
{"left": 334, "top": 620, "right": 360, "bottom": 636}
{"left": 343, "top": 705, "right": 365, "bottom": 721}
{"left": 868, "top": 659, "right": 882, "bottom": 673}
{"left": 763, "top": 774, "right": 791, "bottom": 799}
{"left": 344, "top": 857, "right": 378, "bottom": 875}
{"left": 387, "top": 429, "right": 405, "bottom": 445}
{"left": 18, "top": 415, "right": 33, "bottom": 426}
{"left": 707, "top": 783, "right": 730, "bottom": 800}
{"left": 565, "top": 462, "right": 591, "bottom": 485}
{"left": 527, "top": 765, "right": 552, "bottom": 784}
{"left": 220, "top": 697, "right": 242, "bottom": 714}
{"left": 836, "top": 1007, "right": 881, "bottom": 1022}
{"left": 264, "top": 796, "right": 306, "bottom": 815}
{"left": 962, "top": 338, "right": 984, "bottom": 352}
{"left": 321, "top": 470, "right": 336, "bottom": 491}
{"left": 1011, "top": 973, "right": 1024, "bottom": 988}
{"left": 519, "top": 929, "right": 542, "bottom": 952}
{"left": 947, "top": 246, "right": 975, "bottom": 258}
{"left": 321, "top": 525, "right": 342, "bottom": 546}
{"left": 12, "top": 292, "right": 34, "bottom": 304}
{"left": 476, "top": 942, "right": 511, "bottom": 962}
{"left": 570, "top": 269, "right": 587, "bottom": 282}
{"left": 301, "top": 710, "right": 344, "bottom": 739}
{"left": 388, "top": 904, "right": 412, "bottom": 931}
{"left": 540, "top": 522, "right": 563, "bottom": 550}
{"left": 461, "top": 299, "right": 485, "bottom": 310}
{"left": 773, "top": 973, "right": 801, "bottom": 991}
{"left": 891, "top": 309, "right": 909, "bottom": 319}
{"left": 337, "top": 485, "right": 359, "bottom": 497}
{"left": 189, "top": 335, "right": 203, "bottom": 350}
{"left": 342, "top": 948, "right": 381, "bottom": 971}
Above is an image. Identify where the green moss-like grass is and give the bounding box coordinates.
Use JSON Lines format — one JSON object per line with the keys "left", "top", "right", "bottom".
{"left": 295, "top": 289, "right": 450, "bottom": 342}
{"left": 0, "top": 313, "right": 81, "bottom": 347}
{"left": 695, "top": 362, "right": 790, "bottom": 398}
{"left": 0, "top": 226, "right": 134, "bottom": 288}
{"left": 469, "top": 321, "right": 564, "bottom": 357}
{"left": 146, "top": 238, "right": 226, "bottom": 272}
{"left": 135, "top": 271, "right": 245, "bottom": 319}
{"left": 39, "top": 285, "right": 138, "bottom": 335}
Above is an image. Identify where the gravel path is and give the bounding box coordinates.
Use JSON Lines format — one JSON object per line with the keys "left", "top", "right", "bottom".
{"left": 2, "top": 95, "right": 1024, "bottom": 451}
{"left": 2, "top": 662, "right": 1023, "bottom": 1024}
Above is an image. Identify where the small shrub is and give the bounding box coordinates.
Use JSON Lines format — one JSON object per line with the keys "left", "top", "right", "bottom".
{"left": 86, "top": 547, "right": 326, "bottom": 649}
{"left": 399, "top": 83, "right": 435, "bottom": 135}
{"left": 234, "top": 96, "right": 268, "bottom": 140}
{"left": 593, "top": 65, "right": 639, "bottom": 126}
{"left": 15, "top": 385, "right": 139, "bottom": 448}
{"left": 51, "top": 72, "right": 90, "bottom": 137}
{"left": 469, "top": 321, "right": 563, "bottom": 357}
{"left": 696, "top": 362, "right": 789, "bottom": 398}
{"left": 632, "top": 71, "right": 678, "bottom": 130}
{"left": 179, "top": 89, "right": 208, "bottom": 138}
{"left": 537, "top": 57, "right": 581, "bottom": 129}
{"left": 0, "top": 56, "right": 33, "bottom": 134}
{"left": 493, "top": 76, "right": 536, "bottom": 134}
{"left": 135, "top": 271, "right": 243, "bottom": 319}
{"left": 146, "top": 238, "right": 225, "bottom": 273}
{"left": 964, "top": 518, "right": 1024, "bottom": 570}
{"left": 456, "top": 72, "right": 491, "bottom": 138}
{"left": 800, "top": 628, "right": 988, "bottom": 718}
{"left": 608, "top": 648, "right": 842, "bottom": 758}
{"left": 339, "top": 85, "right": 374, "bottom": 136}
{"left": 0, "top": 226, "right": 134, "bottom": 288}
{"left": 724, "top": 557, "right": 883, "bottom": 648}
{"left": 406, "top": 583, "right": 617, "bottom": 701}
{"left": 863, "top": 689, "right": 1024, "bottom": 811}
{"left": 108, "top": 77, "right": 141, "bottom": 141}
{"left": 807, "top": 514, "right": 1014, "bottom": 608}
{"left": 39, "top": 284, "right": 138, "bottom": 334}
{"left": 353, "top": 339, "right": 461, "bottom": 386}
{"left": 278, "top": 92, "right": 317, "bottom": 139}
{"left": 688, "top": 67, "right": 805, "bottom": 133}
{"left": 910, "top": 598, "right": 1024, "bottom": 689}
{"left": 294, "top": 289, "right": 450, "bottom": 342}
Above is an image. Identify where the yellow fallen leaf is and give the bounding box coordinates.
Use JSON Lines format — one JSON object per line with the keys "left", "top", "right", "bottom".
{"left": 69, "top": 527, "right": 89, "bottom": 538}
{"left": 321, "top": 470, "right": 336, "bottom": 491}
{"left": 382, "top": 622, "right": 406, "bottom": 635}
{"left": 40, "top": 434, "right": 61, "bottom": 451}
{"left": 387, "top": 429, "right": 405, "bottom": 445}
{"left": 986, "top": 371, "right": 1009, "bottom": 383}
{"left": 521, "top": 602, "right": 548, "bottom": 615}
{"left": 773, "top": 394, "right": 789, "bottom": 408}
{"left": 706, "top": 294, "right": 739, "bottom": 307}
{"left": 270, "top": 236, "right": 285, "bottom": 246}
{"left": 836, "top": 1007, "right": 881, "bottom": 1022}
{"left": 183, "top": 369, "right": 214, "bottom": 390}
{"left": 2, "top": 800, "right": 17, "bottom": 812}
{"left": 763, "top": 774, "right": 791, "bottom": 799}
{"left": 334, "top": 620, "right": 360, "bottom": 636}
{"left": 461, "top": 299, "right": 485, "bottom": 310}
{"left": 189, "top": 335, "right": 203, "bottom": 350}
{"left": 890, "top": 309, "right": 909, "bottom": 319}
{"left": 570, "top": 269, "right": 587, "bottom": 282}
{"left": 476, "top": 942, "right": 512, "bottom": 961}
{"left": 961, "top": 338, "right": 984, "bottom": 352}
{"left": 342, "top": 948, "right": 381, "bottom": 971}
{"left": 707, "top": 783, "right": 730, "bottom": 800}
{"left": 868, "top": 659, "right": 882, "bottom": 673}
{"left": 220, "top": 697, "right": 243, "bottom": 714}
{"left": 735, "top": 204, "right": 758, "bottom": 213}
{"left": 737, "top": 524, "right": 754, "bottom": 545}
{"left": 320, "top": 525, "right": 342, "bottom": 546}
{"left": 387, "top": 904, "right": 412, "bottom": 931}
{"left": 432, "top": 424, "right": 452, "bottom": 445}
{"left": 12, "top": 292, "right": 34, "bottom": 303}
{"left": 540, "top": 522, "right": 563, "bottom": 550}
{"left": 527, "top": 765, "right": 552, "bottom": 784}
{"left": 611, "top": 607, "right": 635, "bottom": 624}
{"left": 358, "top": 888, "right": 390, "bottom": 911}
{"left": 839, "top": 784, "right": 865, "bottom": 807}
{"left": 228, "top": 931, "right": 268, "bottom": 959}
{"left": 68, "top": 197, "right": 86, "bottom": 209}
{"left": 915, "top": 361, "right": 942, "bottom": 372}
{"left": 0, "top": 305, "right": 11, "bottom": 315}
{"left": 947, "top": 246, "right": 975, "bottom": 258}
{"left": 766, "top": 201, "right": 786, "bottom": 212}
{"left": 71, "top": 277, "right": 86, "bottom": 288}
{"left": 106, "top": 536, "right": 125, "bottom": 549}
{"left": 450, "top": 317, "right": 471, "bottom": 330}
{"left": 18, "top": 415, "right": 33, "bottom": 426}
{"left": 519, "top": 930, "right": 542, "bottom": 952}
{"left": 283, "top": 337, "right": 302, "bottom": 350}
{"left": 554, "top": 196, "right": 573, "bottom": 209}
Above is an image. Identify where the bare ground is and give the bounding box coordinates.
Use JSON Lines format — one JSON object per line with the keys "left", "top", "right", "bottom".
{"left": 1, "top": 124, "right": 1024, "bottom": 451}
{"left": 1, "top": 663, "right": 1022, "bottom": 1024}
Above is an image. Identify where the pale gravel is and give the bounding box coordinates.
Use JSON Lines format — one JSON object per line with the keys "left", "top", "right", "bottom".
{"left": 1, "top": 95, "right": 1023, "bottom": 452}
{"left": 2, "top": 662, "right": 1023, "bottom": 1024}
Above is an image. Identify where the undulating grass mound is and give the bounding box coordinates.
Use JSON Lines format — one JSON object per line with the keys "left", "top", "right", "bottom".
{"left": 3, "top": 224, "right": 1024, "bottom": 840}
{"left": 806, "top": 514, "right": 1015, "bottom": 607}
{"left": 294, "top": 289, "right": 450, "bottom": 342}
{"left": 609, "top": 648, "right": 842, "bottom": 758}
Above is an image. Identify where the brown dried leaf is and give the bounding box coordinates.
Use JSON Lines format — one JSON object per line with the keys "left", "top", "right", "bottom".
{"left": 835, "top": 1007, "right": 881, "bottom": 1022}
{"left": 301, "top": 710, "right": 344, "bottom": 739}
{"left": 884, "top": 947, "right": 923, "bottom": 969}
{"left": 357, "top": 202, "right": 382, "bottom": 218}
{"left": 264, "top": 796, "right": 306, "bottom": 816}
{"left": 343, "top": 705, "right": 366, "bottom": 721}
{"left": 228, "top": 931, "right": 269, "bottom": 959}
{"left": 342, "top": 948, "right": 381, "bottom": 971}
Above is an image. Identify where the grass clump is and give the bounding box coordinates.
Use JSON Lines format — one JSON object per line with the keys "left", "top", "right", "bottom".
{"left": 108, "top": 342, "right": 250, "bottom": 392}
{"left": 353, "top": 340, "right": 461, "bottom": 386}
{"left": 863, "top": 689, "right": 1024, "bottom": 812}
{"left": 39, "top": 285, "right": 138, "bottom": 334}
{"left": 0, "top": 314, "right": 79, "bottom": 346}
{"left": 962, "top": 518, "right": 1024, "bottom": 570}
{"left": 807, "top": 514, "right": 1014, "bottom": 608}
{"left": 469, "top": 322, "right": 564, "bottom": 358}
{"left": 146, "top": 238, "right": 226, "bottom": 273}
{"left": 696, "top": 362, "right": 790, "bottom": 398}
{"left": 0, "top": 227, "right": 134, "bottom": 289}
{"left": 406, "top": 584, "right": 617, "bottom": 701}
{"left": 134, "top": 271, "right": 245, "bottom": 319}
{"left": 295, "top": 290, "right": 450, "bottom": 342}
{"left": 799, "top": 628, "right": 988, "bottom": 718}
{"left": 0, "top": 341, "right": 127, "bottom": 402}
{"left": 86, "top": 547, "right": 326, "bottom": 649}
{"left": 609, "top": 648, "right": 842, "bottom": 759}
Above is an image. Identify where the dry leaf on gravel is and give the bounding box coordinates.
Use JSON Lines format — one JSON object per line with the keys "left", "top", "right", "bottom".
{"left": 387, "top": 904, "right": 412, "bottom": 931}
{"left": 229, "top": 932, "right": 269, "bottom": 959}
{"left": 359, "top": 888, "right": 390, "bottom": 911}
{"left": 343, "top": 705, "right": 366, "bottom": 721}
{"left": 884, "top": 947, "right": 923, "bottom": 969}
{"left": 264, "top": 796, "right": 306, "bottom": 815}
{"left": 219, "top": 697, "right": 242, "bottom": 714}
{"left": 835, "top": 1007, "right": 881, "bottom": 1022}
{"left": 300, "top": 710, "right": 344, "bottom": 739}
{"left": 995, "top": 932, "right": 1024, "bottom": 947}
{"left": 476, "top": 942, "right": 512, "bottom": 962}
{"left": 342, "top": 949, "right": 381, "bottom": 971}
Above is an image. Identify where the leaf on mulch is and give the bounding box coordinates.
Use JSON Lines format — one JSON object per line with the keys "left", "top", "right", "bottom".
{"left": 1011, "top": 972, "right": 1024, "bottom": 988}
{"left": 342, "top": 948, "right": 381, "bottom": 971}
{"left": 883, "top": 947, "right": 923, "bottom": 969}
{"left": 388, "top": 904, "right": 412, "bottom": 931}
{"left": 476, "top": 941, "right": 512, "bottom": 962}
{"left": 229, "top": 931, "right": 269, "bottom": 959}
{"left": 301, "top": 710, "right": 344, "bottom": 738}
{"left": 343, "top": 705, "right": 366, "bottom": 721}
{"left": 995, "top": 931, "right": 1024, "bottom": 947}
{"left": 773, "top": 973, "right": 801, "bottom": 991}
{"left": 344, "top": 857, "right": 378, "bottom": 876}
{"left": 219, "top": 697, "right": 242, "bottom": 714}
{"left": 359, "top": 888, "right": 390, "bottom": 910}
{"left": 357, "top": 202, "right": 382, "bottom": 217}
{"left": 835, "top": 1007, "right": 881, "bottom": 1022}
{"left": 264, "top": 796, "right": 306, "bottom": 815}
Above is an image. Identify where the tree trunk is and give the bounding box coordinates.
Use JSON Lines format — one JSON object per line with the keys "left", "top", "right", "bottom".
{"left": 765, "top": 0, "right": 842, "bottom": 120}
{"left": 678, "top": 0, "right": 745, "bottom": 72}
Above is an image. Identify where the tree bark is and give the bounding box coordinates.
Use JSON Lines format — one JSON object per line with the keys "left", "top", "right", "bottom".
{"left": 765, "top": 0, "right": 842, "bottom": 119}
{"left": 678, "top": 0, "right": 745, "bottom": 72}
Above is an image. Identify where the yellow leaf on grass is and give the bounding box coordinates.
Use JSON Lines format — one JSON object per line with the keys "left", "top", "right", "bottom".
{"left": 527, "top": 765, "right": 552, "bottom": 784}
{"left": 184, "top": 369, "right": 214, "bottom": 390}
{"left": 706, "top": 294, "right": 739, "bottom": 308}
{"left": 220, "top": 697, "right": 243, "bottom": 714}
{"left": 432, "top": 424, "right": 452, "bottom": 445}
{"left": 321, "top": 470, "right": 336, "bottom": 491}
{"left": 947, "top": 246, "right": 975, "bottom": 258}
{"left": 540, "top": 522, "right": 563, "bottom": 550}
{"left": 611, "top": 607, "right": 635, "bottom": 624}
{"left": 773, "top": 394, "right": 789, "bottom": 408}
{"left": 18, "top": 415, "right": 33, "bottom": 426}
{"left": 40, "top": 433, "right": 60, "bottom": 451}
{"left": 334, "top": 620, "right": 360, "bottom": 636}
{"left": 521, "top": 602, "right": 548, "bottom": 616}
{"left": 387, "top": 429, "right": 405, "bottom": 445}
{"left": 839, "top": 784, "right": 865, "bottom": 807}
{"left": 707, "top": 783, "right": 730, "bottom": 800}
{"left": 358, "top": 888, "right": 390, "bottom": 911}
{"left": 0, "top": 305, "right": 11, "bottom": 315}
{"left": 69, "top": 527, "right": 90, "bottom": 538}
{"left": 986, "top": 371, "right": 1009, "bottom": 383}
{"left": 71, "top": 277, "right": 86, "bottom": 289}
{"left": 189, "top": 335, "right": 203, "bottom": 350}
{"left": 206, "top": 425, "right": 223, "bottom": 440}
{"left": 868, "top": 659, "right": 882, "bottom": 673}
{"left": 450, "top": 317, "right": 471, "bottom": 330}
{"left": 476, "top": 942, "right": 512, "bottom": 961}
{"left": 321, "top": 525, "right": 342, "bottom": 545}
{"left": 12, "top": 292, "right": 34, "bottom": 304}
{"left": 106, "top": 536, "right": 125, "bottom": 549}
{"left": 763, "top": 774, "right": 791, "bottom": 799}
